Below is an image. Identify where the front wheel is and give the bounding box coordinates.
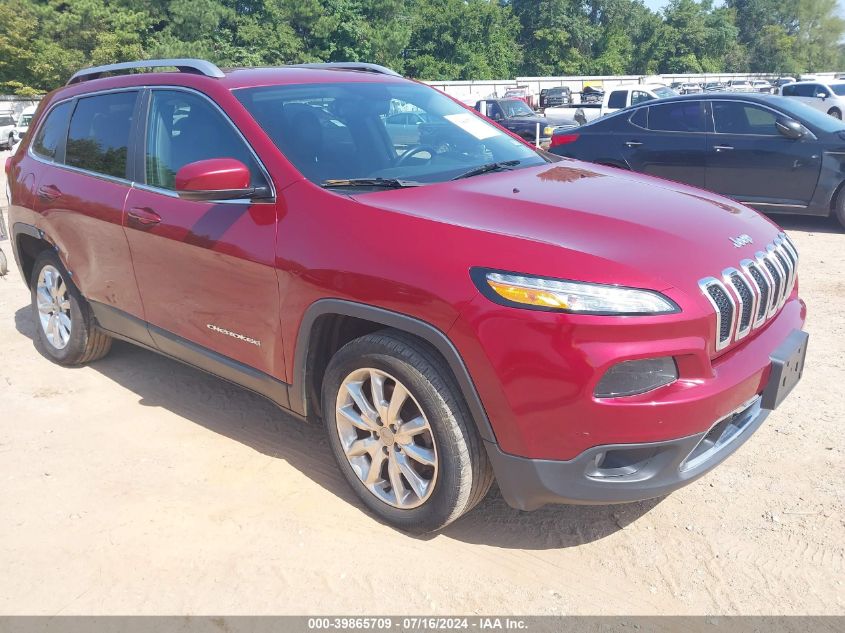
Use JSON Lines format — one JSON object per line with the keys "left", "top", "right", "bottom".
{"left": 829, "top": 108, "right": 842, "bottom": 120}
{"left": 30, "top": 250, "right": 112, "bottom": 365}
{"left": 322, "top": 331, "right": 493, "bottom": 533}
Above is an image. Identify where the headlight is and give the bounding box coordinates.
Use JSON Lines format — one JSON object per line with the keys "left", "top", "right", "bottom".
{"left": 543, "top": 126, "right": 555, "bottom": 136}
{"left": 472, "top": 269, "right": 679, "bottom": 315}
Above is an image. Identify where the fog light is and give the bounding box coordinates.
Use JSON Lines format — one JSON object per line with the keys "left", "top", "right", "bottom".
{"left": 595, "top": 357, "right": 677, "bottom": 398}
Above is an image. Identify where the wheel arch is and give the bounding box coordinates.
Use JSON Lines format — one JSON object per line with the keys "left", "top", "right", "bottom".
{"left": 290, "top": 299, "right": 497, "bottom": 443}
{"left": 12, "top": 222, "right": 54, "bottom": 284}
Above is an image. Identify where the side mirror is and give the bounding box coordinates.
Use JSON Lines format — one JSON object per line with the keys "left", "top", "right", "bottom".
{"left": 776, "top": 118, "right": 805, "bottom": 140}
{"left": 174, "top": 158, "right": 266, "bottom": 201}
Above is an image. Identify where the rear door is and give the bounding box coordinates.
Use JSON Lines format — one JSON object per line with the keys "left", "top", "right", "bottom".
{"left": 620, "top": 100, "right": 707, "bottom": 187}
{"left": 31, "top": 90, "right": 147, "bottom": 327}
{"left": 122, "top": 87, "right": 283, "bottom": 380}
{"left": 705, "top": 99, "right": 821, "bottom": 205}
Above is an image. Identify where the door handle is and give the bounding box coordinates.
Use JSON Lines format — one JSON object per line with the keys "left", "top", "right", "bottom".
{"left": 625, "top": 141, "right": 643, "bottom": 148}
{"left": 37, "top": 184, "right": 62, "bottom": 201}
{"left": 714, "top": 145, "right": 734, "bottom": 152}
{"left": 127, "top": 207, "right": 161, "bottom": 227}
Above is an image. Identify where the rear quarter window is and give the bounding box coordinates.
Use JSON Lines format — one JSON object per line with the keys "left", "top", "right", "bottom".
{"left": 607, "top": 91, "right": 627, "bottom": 109}
{"left": 31, "top": 102, "right": 72, "bottom": 160}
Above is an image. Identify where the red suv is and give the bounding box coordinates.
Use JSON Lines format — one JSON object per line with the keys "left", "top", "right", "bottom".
{"left": 6, "top": 59, "right": 808, "bottom": 532}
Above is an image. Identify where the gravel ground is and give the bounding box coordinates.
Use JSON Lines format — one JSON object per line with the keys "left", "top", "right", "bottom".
{"left": 0, "top": 157, "right": 842, "bottom": 615}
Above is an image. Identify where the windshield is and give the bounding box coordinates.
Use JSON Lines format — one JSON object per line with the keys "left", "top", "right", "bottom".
{"left": 771, "top": 97, "right": 845, "bottom": 133}
{"left": 236, "top": 82, "right": 545, "bottom": 188}
{"left": 19, "top": 114, "right": 32, "bottom": 126}
{"left": 500, "top": 99, "right": 534, "bottom": 117}
{"left": 653, "top": 87, "right": 679, "bottom": 98}
{"left": 830, "top": 84, "right": 845, "bottom": 96}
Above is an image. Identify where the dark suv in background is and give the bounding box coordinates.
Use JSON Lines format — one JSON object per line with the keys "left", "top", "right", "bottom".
{"left": 539, "top": 86, "right": 572, "bottom": 109}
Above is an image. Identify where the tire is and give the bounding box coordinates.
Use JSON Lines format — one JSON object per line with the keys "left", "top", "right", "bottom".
{"left": 829, "top": 108, "right": 842, "bottom": 120}
{"left": 322, "top": 330, "right": 493, "bottom": 533}
{"left": 833, "top": 186, "right": 845, "bottom": 230}
{"left": 0, "top": 248, "right": 7, "bottom": 277}
{"left": 7, "top": 134, "right": 13, "bottom": 149}
{"left": 30, "top": 250, "right": 112, "bottom": 365}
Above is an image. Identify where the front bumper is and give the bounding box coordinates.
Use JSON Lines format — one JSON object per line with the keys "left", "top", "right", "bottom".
{"left": 487, "top": 396, "right": 768, "bottom": 510}
{"left": 487, "top": 328, "right": 808, "bottom": 510}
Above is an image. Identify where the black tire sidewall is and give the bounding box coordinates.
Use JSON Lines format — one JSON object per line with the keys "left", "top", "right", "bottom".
{"left": 322, "top": 339, "right": 472, "bottom": 533}
{"left": 30, "top": 251, "right": 93, "bottom": 364}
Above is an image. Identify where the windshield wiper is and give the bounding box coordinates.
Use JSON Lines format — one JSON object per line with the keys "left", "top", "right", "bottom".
{"left": 451, "top": 160, "right": 522, "bottom": 181}
{"left": 321, "top": 178, "right": 423, "bottom": 189}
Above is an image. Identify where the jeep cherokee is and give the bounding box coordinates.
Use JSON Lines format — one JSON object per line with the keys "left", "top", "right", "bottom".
{"left": 6, "top": 59, "right": 808, "bottom": 532}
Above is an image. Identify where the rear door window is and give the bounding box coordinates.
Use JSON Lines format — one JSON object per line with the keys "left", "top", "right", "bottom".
{"left": 31, "top": 102, "right": 72, "bottom": 161}
{"left": 647, "top": 101, "right": 705, "bottom": 132}
{"left": 794, "top": 84, "right": 816, "bottom": 98}
{"left": 65, "top": 91, "right": 138, "bottom": 179}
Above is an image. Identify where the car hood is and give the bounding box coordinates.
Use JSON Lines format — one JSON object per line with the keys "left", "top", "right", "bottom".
{"left": 356, "top": 161, "right": 782, "bottom": 293}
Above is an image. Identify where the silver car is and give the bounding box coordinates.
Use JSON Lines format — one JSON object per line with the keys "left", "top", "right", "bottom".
{"left": 780, "top": 80, "right": 845, "bottom": 119}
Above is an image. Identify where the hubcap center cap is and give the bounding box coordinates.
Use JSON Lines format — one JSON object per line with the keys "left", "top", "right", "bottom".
{"left": 378, "top": 426, "right": 396, "bottom": 446}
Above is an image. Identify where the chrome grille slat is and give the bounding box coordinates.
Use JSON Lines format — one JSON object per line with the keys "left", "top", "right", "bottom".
{"left": 700, "top": 235, "right": 799, "bottom": 353}
{"left": 723, "top": 267, "right": 753, "bottom": 340}
{"left": 699, "top": 277, "right": 735, "bottom": 351}
{"left": 740, "top": 259, "right": 768, "bottom": 328}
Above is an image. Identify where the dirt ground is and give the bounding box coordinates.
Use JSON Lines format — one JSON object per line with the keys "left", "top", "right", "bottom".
{"left": 0, "top": 154, "right": 842, "bottom": 616}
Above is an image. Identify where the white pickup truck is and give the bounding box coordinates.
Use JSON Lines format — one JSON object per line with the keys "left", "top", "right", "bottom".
{"left": 545, "top": 83, "right": 677, "bottom": 125}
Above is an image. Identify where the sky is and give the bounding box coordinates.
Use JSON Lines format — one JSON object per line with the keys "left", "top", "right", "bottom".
{"left": 642, "top": 0, "right": 845, "bottom": 18}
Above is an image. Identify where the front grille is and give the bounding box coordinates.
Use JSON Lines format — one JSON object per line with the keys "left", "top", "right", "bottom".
{"left": 699, "top": 233, "right": 798, "bottom": 353}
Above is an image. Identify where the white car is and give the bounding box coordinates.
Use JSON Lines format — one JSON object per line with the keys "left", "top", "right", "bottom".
{"left": 726, "top": 79, "right": 754, "bottom": 92}
{"left": 780, "top": 80, "right": 845, "bottom": 119}
{"left": 751, "top": 79, "right": 772, "bottom": 93}
{"left": 0, "top": 112, "right": 16, "bottom": 149}
{"left": 12, "top": 106, "right": 36, "bottom": 146}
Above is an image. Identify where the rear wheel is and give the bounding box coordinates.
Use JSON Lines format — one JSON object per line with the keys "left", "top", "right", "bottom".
{"left": 828, "top": 108, "right": 842, "bottom": 120}
{"left": 30, "top": 250, "right": 112, "bottom": 365}
{"left": 322, "top": 331, "right": 493, "bottom": 533}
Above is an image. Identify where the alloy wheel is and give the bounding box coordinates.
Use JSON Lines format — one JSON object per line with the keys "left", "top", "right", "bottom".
{"left": 36, "top": 264, "right": 72, "bottom": 349}
{"left": 335, "top": 368, "right": 438, "bottom": 509}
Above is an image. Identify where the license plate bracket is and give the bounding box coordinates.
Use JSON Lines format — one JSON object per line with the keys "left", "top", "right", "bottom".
{"left": 762, "top": 330, "right": 808, "bottom": 410}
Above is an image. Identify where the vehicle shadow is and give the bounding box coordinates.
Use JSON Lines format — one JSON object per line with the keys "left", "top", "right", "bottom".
{"left": 774, "top": 213, "right": 842, "bottom": 235}
{"left": 14, "top": 305, "right": 659, "bottom": 550}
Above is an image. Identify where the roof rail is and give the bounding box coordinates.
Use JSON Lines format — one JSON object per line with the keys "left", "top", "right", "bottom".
{"left": 290, "top": 62, "right": 401, "bottom": 77}
{"left": 67, "top": 58, "right": 225, "bottom": 85}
